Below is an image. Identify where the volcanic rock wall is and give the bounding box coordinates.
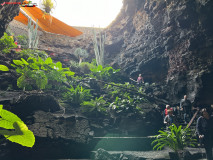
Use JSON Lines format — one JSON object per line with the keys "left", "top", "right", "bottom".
{"left": 0, "top": 0, "right": 24, "bottom": 37}
{"left": 105, "top": 0, "right": 213, "bottom": 106}
{"left": 2, "top": 0, "right": 213, "bottom": 106}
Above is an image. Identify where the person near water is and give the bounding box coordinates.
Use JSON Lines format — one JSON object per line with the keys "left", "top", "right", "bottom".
{"left": 196, "top": 108, "right": 213, "bottom": 160}
{"left": 180, "top": 95, "right": 192, "bottom": 124}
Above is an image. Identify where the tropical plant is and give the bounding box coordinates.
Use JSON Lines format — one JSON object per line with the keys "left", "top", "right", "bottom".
{"left": 28, "top": 18, "right": 39, "bottom": 49}
{"left": 16, "top": 35, "right": 28, "bottom": 48}
{"left": 0, "top": 104, "right": 35, "bottom": 147}
{"left": 74, "top": 48, "right": 89, "bottom": 64}
{"left": 0, "top": 33, "right": 17, "bottom": 53}
{"left": 18, "top": 49, "right": 48, "bottom": 60}
{"left": 92, "top": 29, "right": 106, "bottom": 66}
{"left": 152, "top": 124, "right": 197, "bottom": 153}
{"left": 89, "top": 65, "right": 120, "bottom": 82}
{"left": 41, "top": 0, "right": 55, "bottom": 14}
{"left": 79, "top": 62, "right": 95, "bottom": 74}
{"left": 63, "top": 85, "right": 92, "bottom": 106}
{"left": 11, "top": 57, "right": 75, "bottom": 90}
{"left": 109, "top": 93, "right": 143, "bottom": 115}
{"left": 81, "top": 97, "right": 108, "bottom": 116}
{"left": 105, "top": 82, "right": 139, "bottom": 99}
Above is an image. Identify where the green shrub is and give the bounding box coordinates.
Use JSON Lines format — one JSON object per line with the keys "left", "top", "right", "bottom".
{"left": 11, "top": 57, "right": 75, "bottom": 90}
{"left": 0, "top": 33, "right": 17, "bottom": 53}
{"left": 63, "top": 85, "right": 92, "bottom": 106}
{"left": 0, "top": 104, "right": 35, "bottom": 147}
{"left": 17, "top": 35, "right": 28, "bottom": 48}
{"left": 89, "top": 65, "right": 120, "bottom": 82}
{"left": 81, "top": 97, "right": 108, "bottom": 116}
{"left": 18, "top": 49, "right": 48, "bottom": 60}
{"left": 79, "top": 62, "right": 95, "bottom": 74}
{"left": 109, "top": 93, "right": 143, "bottom": 115}
{"left": 105, "top": 82, "right": 139, "bottom": 99}
{"left": 152, "top": 124, "right": 197, "bottom": 152}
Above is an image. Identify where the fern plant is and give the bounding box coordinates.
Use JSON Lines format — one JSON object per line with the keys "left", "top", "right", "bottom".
{"left": 63, "top": 85, "right": 92, "bottom": 106}
{"left": 152, "top": 124, "right": 197, "bottom": 153}
{"left": 81, "top": 97, "right": 108, "bottom": 116}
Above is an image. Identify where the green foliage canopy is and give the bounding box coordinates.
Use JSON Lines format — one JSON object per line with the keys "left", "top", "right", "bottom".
{"left": 11, "top": 57, "right": 75, "bottom": 90}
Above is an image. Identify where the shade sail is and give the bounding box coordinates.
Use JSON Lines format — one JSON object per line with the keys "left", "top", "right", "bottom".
{"left": 14, "top": 6, "right": 83, "bottom": 37}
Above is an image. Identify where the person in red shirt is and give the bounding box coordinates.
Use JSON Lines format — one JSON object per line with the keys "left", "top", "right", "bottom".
{"left": 137, "top": 74, "right": 144, "bottom": 84}
{"left": 163, "top": 105, "right": 173, "bottom": 119}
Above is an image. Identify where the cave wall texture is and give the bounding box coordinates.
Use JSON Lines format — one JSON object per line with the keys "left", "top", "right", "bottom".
{"left": 105, "top": 0, "right": 213, "bottom": 106}
{"left": 0, "top": 0, "right": 24, "bottom": 37}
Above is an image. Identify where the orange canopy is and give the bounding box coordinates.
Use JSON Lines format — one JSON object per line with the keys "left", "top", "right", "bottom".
{"left": 14, "top": 6, "right": 83, "bottom": 37}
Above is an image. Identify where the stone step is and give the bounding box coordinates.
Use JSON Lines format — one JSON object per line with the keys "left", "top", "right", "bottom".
{"left": 91, "top": 147, "right": 206, "bottom": 160}
{"left": 90, "top": 136, "right": 154, "bottom": 151}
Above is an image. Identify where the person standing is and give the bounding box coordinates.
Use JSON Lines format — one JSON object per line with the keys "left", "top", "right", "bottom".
{"left": 163, "top": 105, "right": 173, "bottom": 119}
{"left": 137, "top": 74, "right": 144, "bottom": 84}
{"left": 164, "top": 109, "right": 178, "bottom": 127}
{"left": 196, "top": 108, "right": 213, "bottom": 160}
{"left": 180, "top": 95, "right": 192, "bottom": 124}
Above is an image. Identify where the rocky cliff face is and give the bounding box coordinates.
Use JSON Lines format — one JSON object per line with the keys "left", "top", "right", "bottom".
{"left": 0, "top": 0, "right": 24, "bottom": 37}
{"left": 105, "top": 0, "right": 213, "bottom": 106}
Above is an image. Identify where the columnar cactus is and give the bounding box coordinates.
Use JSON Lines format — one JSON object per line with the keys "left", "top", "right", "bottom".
{"left": 92, "top": 29, "right": 106, "bottom": 66}
{"left": 28, "top": 18, "right": 39, "bottom": 49}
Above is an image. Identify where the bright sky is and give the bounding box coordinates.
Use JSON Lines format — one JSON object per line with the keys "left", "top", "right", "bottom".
{"left": 32, "top": 0, "right": 123, "bottom": 28}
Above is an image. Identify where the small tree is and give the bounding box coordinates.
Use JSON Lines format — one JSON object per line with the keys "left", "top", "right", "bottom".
{"left": 74, "top": 48, "right": 89, "bottom": 64}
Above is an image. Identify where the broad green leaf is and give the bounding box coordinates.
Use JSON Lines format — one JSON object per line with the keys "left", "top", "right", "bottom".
{"left": 64, "top": 71, "right": 75, "bottom": 76}
{"left": 13, "top": 60, "right": 24, "bottom": 66}
{"left": 55, "top": 62, "right": 62, "bottom": 70}
{"left": 0, "top": 65, "right": 9, "bottom": 71}
{"left": 4, "top": 121, "right": 35, "bottom": 147}
{"left": 0, "top": 119, "right": 14, "bottom": 129}
{"left": 0, "top": 105, "right": 3, "bottom": 112}
{"left": 21, "top": 58, "right": 29, "bottom": 65}
{"left": 0, "top": 109, "right": 22, "bottom": 123}
{"left": 45, "top": 57, "right": 53, "bottom": 64}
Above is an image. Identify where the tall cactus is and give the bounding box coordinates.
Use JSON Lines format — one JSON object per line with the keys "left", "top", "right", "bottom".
{"left": 28, "top": 18, "right": 39, "bottom": 49}
{"left": 92, "top": 29, "right": 106, "bottom": 66}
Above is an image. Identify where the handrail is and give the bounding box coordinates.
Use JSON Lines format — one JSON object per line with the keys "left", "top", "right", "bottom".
{"left": 186, "top": 108, "right": 200, "bottom": 128}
